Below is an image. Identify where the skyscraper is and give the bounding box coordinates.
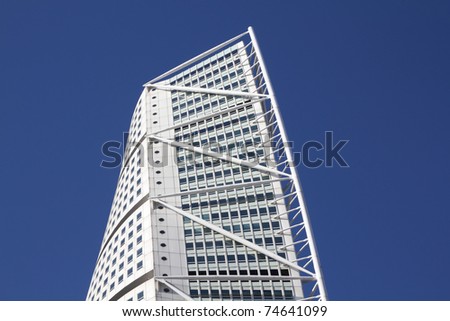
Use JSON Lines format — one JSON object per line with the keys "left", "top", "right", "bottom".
{"left": 86, "top": 27, "right": 326, "bottom": 301}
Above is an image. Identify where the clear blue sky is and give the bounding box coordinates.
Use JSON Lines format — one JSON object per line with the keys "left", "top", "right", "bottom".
{"left": 0, "top": 1, "right": 449, "bottom": 300}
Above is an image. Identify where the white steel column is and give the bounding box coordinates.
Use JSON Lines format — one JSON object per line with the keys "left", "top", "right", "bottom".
{"left": 144, "top": 83, "right": 268, "bottom": 99}
{"left": 145, "top": 31, "right": 249, "bottom": 84}
{"left": 248, "top": 26, "right": 328, "bottom": 300}
{"left": 153, "top": 199, "right": 314, "bottom": 276}
{"left": 148, "top": 134, "right": 291, "bottom": 178}
{"left": 156, "top": 279, "right": 194, "bottom": 301}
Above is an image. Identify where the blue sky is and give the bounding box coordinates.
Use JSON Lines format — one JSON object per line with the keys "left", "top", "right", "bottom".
{"left": 0, "top": 1, "right": 449, "bottom": 300}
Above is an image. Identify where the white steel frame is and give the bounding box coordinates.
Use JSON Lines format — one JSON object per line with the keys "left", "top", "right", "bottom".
{"left": 144, "top": 27, "right": 327, "bottom": 301}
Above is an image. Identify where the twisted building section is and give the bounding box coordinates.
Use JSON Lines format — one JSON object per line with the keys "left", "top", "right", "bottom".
{"left": 87, "top": 27, "right": 326, "bottom": 301}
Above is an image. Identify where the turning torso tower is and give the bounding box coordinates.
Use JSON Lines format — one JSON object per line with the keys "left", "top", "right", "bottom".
{"left": 87, "top": 27, "right": 326, "bottom": 301}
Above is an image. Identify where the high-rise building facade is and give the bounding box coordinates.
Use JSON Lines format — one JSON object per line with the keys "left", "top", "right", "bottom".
{"left": 87, "top": 27, "right": 326, "bottom": 301}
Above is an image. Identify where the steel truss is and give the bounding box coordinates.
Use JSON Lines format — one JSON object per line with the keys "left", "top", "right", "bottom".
{"left": 144, "top": 27, "right": 327, "bottom": 301}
